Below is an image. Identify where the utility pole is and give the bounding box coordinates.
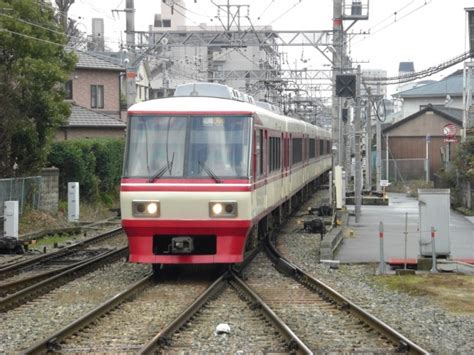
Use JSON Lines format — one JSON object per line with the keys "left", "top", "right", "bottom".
{"left": 124, "top": 0, "right": 136, "bottom": 107}
{"left": 332, "top": 0, "right": 343, "bottom": 168}
{"left": 125, "top": 0, "right": 135, "bottom": 50}
{"left": 365, "top": 87, "right": 372, "bottom": 191}
{"left": 354, "top": 66, "right": 362, "bottom": 222}
{"left": 376, "top": 83, "right": 382, "bottom": 192}
{"left": 215, "top": 0, "right": 249, "bottom": 31}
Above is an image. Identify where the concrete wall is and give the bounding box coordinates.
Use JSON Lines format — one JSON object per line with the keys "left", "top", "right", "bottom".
{"left": 39, "top": 167, "right": 59, "bottom": 213}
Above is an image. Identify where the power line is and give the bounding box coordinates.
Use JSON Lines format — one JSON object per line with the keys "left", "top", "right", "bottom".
{"left": 267, "top": 0, "right": 303, "bottom": 26}
{"left": 363, "top": 50, "right": 472, "bottom": 85}
{"left": 352, "top": 0, "right": 432, "bottom": 48}
{"left": 0, "top": 12, "right": 122, "bottom": 47}
{"left": 0, "top": 28, "right": 67, "bottom": 47}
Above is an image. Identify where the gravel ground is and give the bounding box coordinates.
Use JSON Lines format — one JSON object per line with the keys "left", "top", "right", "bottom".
{"left": 0, "top": 260, "right": 149, "bottom": 353}
{"left": 277, "top": 190, "right": 474, "bottom": 354}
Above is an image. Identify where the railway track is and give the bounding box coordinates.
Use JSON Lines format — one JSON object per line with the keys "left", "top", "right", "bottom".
{"left": 19, "top": 229, "right": 428, "bottom": 353}
{"left": 0, "top": 228, "right": 127, "bottom": 312}
{"left": 22, "top": 250, "right": 311, "bottom": 354}
{"left": 260, "top": 233, "right": 429, "bottom": 354}
{"left": 0, "top": 226, "right": 124, "bottom": 279}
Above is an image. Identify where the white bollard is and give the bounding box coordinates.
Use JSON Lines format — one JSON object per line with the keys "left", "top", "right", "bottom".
{"left": 68, "top": 182, "right": 80, "bottom": 222}
{"left": 430, "top": 227, "right": 437, "bottom": 273}
{"left": 379, "top": 221, "right": 386, "bottom": 274}
{"left": 4, "top": 201, "right": 19, "bottom": 239}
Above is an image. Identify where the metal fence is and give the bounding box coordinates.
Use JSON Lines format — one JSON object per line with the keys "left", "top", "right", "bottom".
{"left": 382, "top": 159, "right": 427, "bottom": 182}
{"left": 0, "top": 177, "right": 42, "bottom": 218}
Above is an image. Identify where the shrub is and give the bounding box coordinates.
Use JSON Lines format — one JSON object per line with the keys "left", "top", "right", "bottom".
{"left": 48, "top": 138, "right": 124, "bottom": 202}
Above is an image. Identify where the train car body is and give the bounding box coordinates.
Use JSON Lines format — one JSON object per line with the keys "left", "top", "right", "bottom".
{"left": 120, "top": 87, "right": 331, "bottom": 265}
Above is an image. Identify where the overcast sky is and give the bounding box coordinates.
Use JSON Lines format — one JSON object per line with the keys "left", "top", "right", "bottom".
{"left": 67, "top": 0, "right": 473, "bottom": 86}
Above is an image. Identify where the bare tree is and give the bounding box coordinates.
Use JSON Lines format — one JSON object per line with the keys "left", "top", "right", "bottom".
{"left": 55, "top": 0, "right": 75, "bottom": 33}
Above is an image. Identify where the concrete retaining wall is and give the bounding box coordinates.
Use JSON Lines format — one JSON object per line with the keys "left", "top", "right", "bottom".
{"left": 320, "top": 211, "right": 349, "bottom": 260}
{"left": 39, "top": 167, "right": 59, "bottom": 213}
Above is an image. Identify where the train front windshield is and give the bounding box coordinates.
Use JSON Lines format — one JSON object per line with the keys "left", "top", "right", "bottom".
{"left": 124, "top": 115, "right": 251, "bottom": 179}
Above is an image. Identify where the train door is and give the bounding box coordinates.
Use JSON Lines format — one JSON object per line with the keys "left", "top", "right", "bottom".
{"left": 253, "top": 127, "right": 266, "bottom": 217}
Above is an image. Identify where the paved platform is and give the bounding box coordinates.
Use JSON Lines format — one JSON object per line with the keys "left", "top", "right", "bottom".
{"left": 336, "top": 193, "right": 474, "bottom": 264}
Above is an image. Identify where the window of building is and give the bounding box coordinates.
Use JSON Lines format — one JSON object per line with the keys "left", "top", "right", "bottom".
{"left": 269, "top": 136, "right": 281, "bottom": 172}
{"left": 91, "top": 85, "right": 104, "bottom": 109}
{"left": 292, "top": 138, "right": 303, "bottom": 164}
{"left": 163, "top": 19, "right": 171, "bottom": 27}
{"left": 309, "top": 138, "right": 316, "bottom": 159}
{"left": 65, "top": 80, "right": 73, "bottom": 100}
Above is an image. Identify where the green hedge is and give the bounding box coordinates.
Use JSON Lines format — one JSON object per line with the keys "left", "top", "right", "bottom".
{"left": 47, "top": 138, "right": 124, "bottom": 203}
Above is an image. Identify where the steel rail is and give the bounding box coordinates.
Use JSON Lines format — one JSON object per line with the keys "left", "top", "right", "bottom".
{"left": 264, "top": 236, "right": 429, "bottom": 355}
{"left": 139, "top": 246, "right": 312, "bottom": 354}
{"left": 229, "top": 271, "right": 313, "bottom": 355}
{"left": 138, "top": 271, "right": 229, "bottom": 354}
{"left": 0, "top": 250, "right": 112, "bottom": 297}
{"left": 0, "top": 247, "right": 128, "bottom": 312}
{"left": 21, "top": 274, "right": 153, "bottom": 355}
{"left": 0, "top": 227, "right": 123, "bottom": 277}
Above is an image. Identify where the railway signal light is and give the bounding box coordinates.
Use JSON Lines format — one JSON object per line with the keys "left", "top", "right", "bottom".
{"left": 336, "top": 74, "right": 356, "bottom": 98}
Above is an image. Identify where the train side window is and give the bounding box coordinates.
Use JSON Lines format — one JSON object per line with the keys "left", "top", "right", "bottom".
{"left": 256, "top": 129, "right": 264, "bottom": 177}
{"left": 292, "top": 138, "right": 303, "bottom": 164}
{"left": 319, "top": 139, "right": 324, "bottom": 156}
{"left": 269, "top": 136, "right": 281, "bottom": 172}
{"left": 309, "top": 138, "right": 316, "bottom": 159}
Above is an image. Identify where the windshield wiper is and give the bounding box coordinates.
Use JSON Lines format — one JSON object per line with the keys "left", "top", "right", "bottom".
{"left": 148, "top": 165, "right": 168, "bottom": 182}
{"left": 198, "top": 160, "right": 222, "bottom": 184}
{"left": 148, "top": 152, "right": 175, "bottom": 183}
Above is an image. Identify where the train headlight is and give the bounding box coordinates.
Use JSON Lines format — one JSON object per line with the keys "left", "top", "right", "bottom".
{"left": 132, "top": 200, "right": 160, "bottom": 217}
{"left": 209, "top": 201, "right": 238, "bottom": 218}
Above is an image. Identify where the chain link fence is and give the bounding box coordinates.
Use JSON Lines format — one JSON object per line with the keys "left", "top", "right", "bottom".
{"left": 382, "top": 158, "right": 427, "bottom": 182}
{"left": 0, "top": 177, "right": 42, "bottom": 219}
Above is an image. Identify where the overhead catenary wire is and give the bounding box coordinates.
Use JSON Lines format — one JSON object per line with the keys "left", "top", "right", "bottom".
{"left": 0, "top": 12, "right": 123, "bottom": 48}
{"left": 351, "top": 0, "right": 432, "bottom": 48}
{"left": 362, "top": 50, "right": 472, "bottom": 85}
{"left": 267, "top": 0, "right": 303, "bottom": 26}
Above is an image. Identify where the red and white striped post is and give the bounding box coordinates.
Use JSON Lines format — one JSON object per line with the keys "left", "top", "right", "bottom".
{"left": 430, "top": 226, "right": 437, "bottom": 273}
{"left": 379, "top": 221, "right": 385, "bottom": 274}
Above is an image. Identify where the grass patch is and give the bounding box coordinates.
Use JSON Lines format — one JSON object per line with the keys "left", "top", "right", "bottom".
{"left": 19, "top": 200, "right": 118, "bottom": 235}
{"left": 32, "top": 233, "right": 72, "bottom": 247}
{"left": 372, "top": 274, "right": 474, "bottom": 314}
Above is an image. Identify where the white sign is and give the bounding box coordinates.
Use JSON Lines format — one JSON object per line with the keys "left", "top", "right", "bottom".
{"left": 380, "top": 179, "right": 390, "bottom": 187}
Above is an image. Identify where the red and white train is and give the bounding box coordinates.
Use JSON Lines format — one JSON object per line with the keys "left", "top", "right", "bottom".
{"left": 120, "top": 83, "right": 332, "bottom": 270}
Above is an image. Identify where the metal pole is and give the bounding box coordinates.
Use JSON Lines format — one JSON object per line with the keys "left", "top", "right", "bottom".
{"left": 376, "top": 85, "right": 382, "bottom": 192}
{"left": 385, "top": 134, "right": 389, "bottom": 181}
{"left": 379, "top": 221, "right": 385, "bottom": 274}
{"left": 332, "top": 0, "right": 343, "bottom": 169}
{"left": 430, "top": 226, "right": 437, "bottom": 273}
{"left": 366, "top": 88, "right": 372, "bottom": 191}
{"left": 425, "top": 135, "right": 430, "bottom": 183}
{"left": 125, "top": 0, "right": 135, "bottom": 49}
{"left": 463, "top": 63, "right": 473, "bottom": 143}
{"left": 354, "top": 66, "right": 362, "bottom": 223}
{"left": 404, "top": 212, "right": 408, "bottom": 270}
